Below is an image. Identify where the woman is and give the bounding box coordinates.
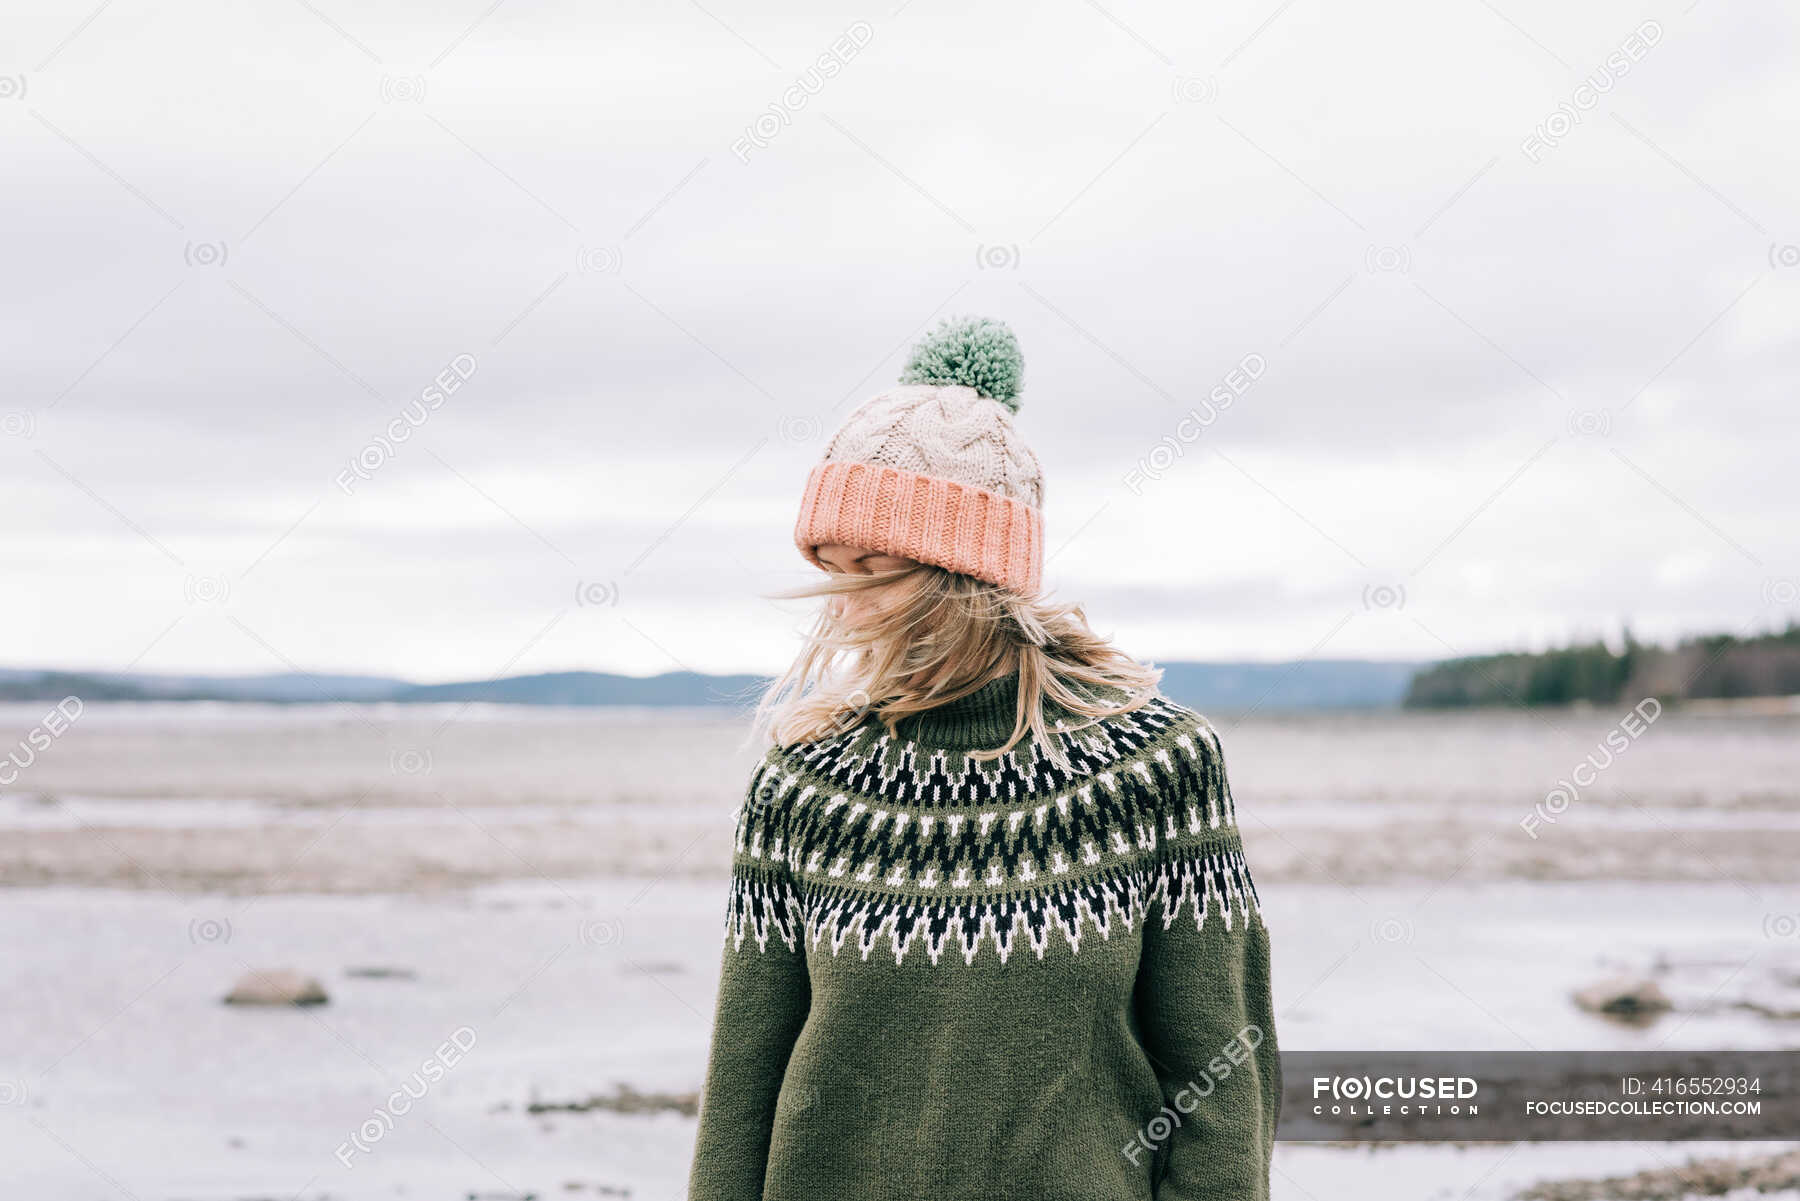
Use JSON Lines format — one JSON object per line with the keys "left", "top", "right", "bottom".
{"left": 688, "top": 317, "right": 1279, "bottom": 1201}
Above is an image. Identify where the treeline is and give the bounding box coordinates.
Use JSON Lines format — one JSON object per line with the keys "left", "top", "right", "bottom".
{"left": 1404, "top": 624, "right": 1800, "bottom": 708}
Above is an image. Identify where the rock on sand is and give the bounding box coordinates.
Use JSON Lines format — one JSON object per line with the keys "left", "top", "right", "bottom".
{"left": 1572, "top": 975, "right": 1670, "bottom": 1023}
{"left": 223, "top": 969, "right": 329, "bottom": 1006}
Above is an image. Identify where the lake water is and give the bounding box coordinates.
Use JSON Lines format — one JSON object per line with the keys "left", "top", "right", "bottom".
{"left": 1, "top": 702, "right": 1796, "bottom": 1199}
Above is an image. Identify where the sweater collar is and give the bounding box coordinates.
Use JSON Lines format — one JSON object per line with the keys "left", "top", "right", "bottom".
{"left": 898, "top": 672, "right": 1022, "bottom": 751}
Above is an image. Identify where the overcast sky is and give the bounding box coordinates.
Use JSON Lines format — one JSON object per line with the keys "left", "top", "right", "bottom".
{"left": 6, "top": 0, "right": 1795, "bottom": 681}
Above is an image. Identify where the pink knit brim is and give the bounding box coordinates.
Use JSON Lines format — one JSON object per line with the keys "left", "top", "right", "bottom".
{"left": 795, "top": 461, "right": 1044, "bottom": 595}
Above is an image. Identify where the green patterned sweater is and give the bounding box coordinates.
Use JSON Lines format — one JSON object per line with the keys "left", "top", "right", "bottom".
{"left": 688, "top": 676, "right": 1280, "bottom": 1201}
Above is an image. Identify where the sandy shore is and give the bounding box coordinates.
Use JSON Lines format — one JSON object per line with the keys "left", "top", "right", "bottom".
{"left": 4, "top": 703, "right": 1797, "bottom": 1199}
{"left": 5, "top": 792, "right": 1799, "bottom": 894}
{"left": 4, "top": 702, "right": 1798, "bottom": 894}
{"left": 6, "top": 879, "right": 1799, "bottom": 1200}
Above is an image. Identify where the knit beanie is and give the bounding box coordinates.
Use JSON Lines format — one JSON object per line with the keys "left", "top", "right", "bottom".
{"left": 795, "top": 317, "right": 1045, "bottom": 595}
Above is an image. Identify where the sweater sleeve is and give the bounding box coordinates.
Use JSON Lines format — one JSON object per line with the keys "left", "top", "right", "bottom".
{"left": 688, "top": 760, "right": 811, "bottom": 1201}
{"left": 1135, "top": 716, "right": 1281, "bottom": 1201}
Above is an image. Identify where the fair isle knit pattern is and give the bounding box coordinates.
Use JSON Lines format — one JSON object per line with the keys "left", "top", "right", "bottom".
{"left": 690, "top": 675, "right": 1281, "bottom": 1201}
{"left": 723, "top": 697, "right": 1262, "bottom": 968}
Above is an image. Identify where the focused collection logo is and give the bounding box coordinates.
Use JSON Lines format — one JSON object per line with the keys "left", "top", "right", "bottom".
{"left": 1312, "top": 1074, "right": 1480, "bottom": 1116}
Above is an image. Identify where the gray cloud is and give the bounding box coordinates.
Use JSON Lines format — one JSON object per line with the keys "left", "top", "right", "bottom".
{"left": 5, "top": 1, "right": 1795, "bottom": 678}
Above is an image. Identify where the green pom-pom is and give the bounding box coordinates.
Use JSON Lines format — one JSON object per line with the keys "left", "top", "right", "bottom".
{"left": 898, "top": 316, "right": 1024, "bottom": 412}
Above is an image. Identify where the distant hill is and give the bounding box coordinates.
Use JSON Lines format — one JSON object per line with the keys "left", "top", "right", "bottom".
{"left": 1404, "top": 625, "right": 1800, "bottom": 708}
{"left": 1156, "top": 659, "right": 1416, "bottom": 711}
{"left": 393, "top": 671, "right": 766, "bottom": 708}
{"left": 0, "top": 659, "right": 1419, "bottom": 711}
{"left": 14, "top": 628, "right": 1792, "bottom": 713}
{"left": 0, "top": 668, "right": 409, "bottom": 704}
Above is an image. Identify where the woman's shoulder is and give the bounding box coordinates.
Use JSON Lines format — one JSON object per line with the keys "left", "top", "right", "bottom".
{"left": 1082, "top": 690, "right": 1224, "bottom": 751}
{"left": 748, "top": 723, "right": 861, "bottom": 781}
{"left": 1076, "top": 694, "right": 1235, "bottom": 811}
{"left": 736, "top": 730, "right": 862, "bottom": 819}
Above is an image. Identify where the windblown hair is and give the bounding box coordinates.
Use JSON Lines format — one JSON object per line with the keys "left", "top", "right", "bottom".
{"left": 756, "top": 565, "right": 1160, "bottom": 765}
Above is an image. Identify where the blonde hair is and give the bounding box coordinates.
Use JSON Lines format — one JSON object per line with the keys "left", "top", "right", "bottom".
{"left": 756, "top": 565, "right": 1160, "bottom": 765}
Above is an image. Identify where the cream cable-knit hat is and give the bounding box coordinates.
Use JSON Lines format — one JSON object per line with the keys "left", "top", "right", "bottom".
{"left": 795, "top": 317, "right": 1045, "bottom": 594}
